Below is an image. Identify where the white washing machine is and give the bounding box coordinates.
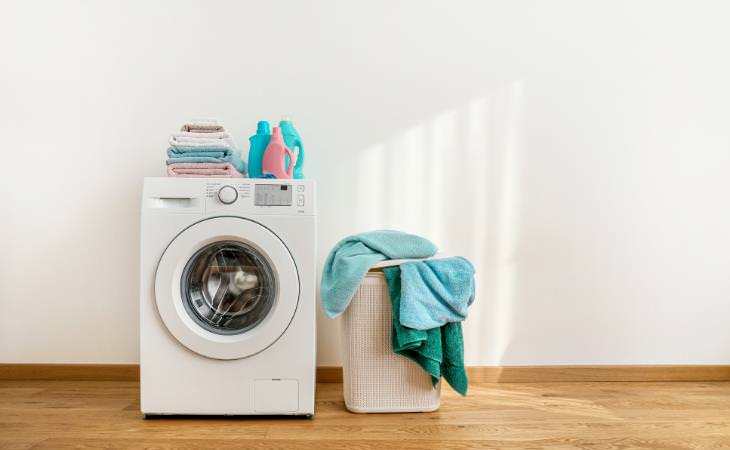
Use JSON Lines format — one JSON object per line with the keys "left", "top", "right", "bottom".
{"left": 139, "top": 177, "right": 316, "bottom": 417}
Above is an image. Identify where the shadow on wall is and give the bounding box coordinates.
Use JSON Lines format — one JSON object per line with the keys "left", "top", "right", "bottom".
{"left": 315, "top": 80, "right": 526, "bottom": 366}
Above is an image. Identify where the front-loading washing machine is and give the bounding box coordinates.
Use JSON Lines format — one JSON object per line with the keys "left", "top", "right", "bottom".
{"left": 139, "top": 177, "right": 316, "bottom": 417}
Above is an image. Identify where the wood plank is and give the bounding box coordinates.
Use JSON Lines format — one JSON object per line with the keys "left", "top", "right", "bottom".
{"left": 28, "top": 438, "right": 730, "bottom": 450}
{"left": 2, "top": 364, "right": 730, "bottom": 383}
{"left": 1, "top": 379, "right": 730, "bottom": 449}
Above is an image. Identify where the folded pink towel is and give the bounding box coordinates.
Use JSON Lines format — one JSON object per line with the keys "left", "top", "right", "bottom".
{"left": 180, "top": 119, "right": 225, "bottom": 133}
{"left": 167, "top": 163, "right": 243, "bottom": 178}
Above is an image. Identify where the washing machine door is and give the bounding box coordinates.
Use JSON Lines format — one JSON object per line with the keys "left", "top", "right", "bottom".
{"left": 155, "top": 217, "right": 299, "bottom": 360}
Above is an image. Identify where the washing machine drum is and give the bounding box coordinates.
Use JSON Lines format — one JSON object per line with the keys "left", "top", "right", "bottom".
{"left": 182, "top": 241, "right": 276, "bottom": 335}
{"left": 155, "top": 217, "right": 300, "bottom": 360}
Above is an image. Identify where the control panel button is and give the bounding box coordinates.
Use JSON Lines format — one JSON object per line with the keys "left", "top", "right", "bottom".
{"left": 297, "top": 185, "right": 305, "bottom": 192}
{"left": 297, "top": 194, "right": 305, "bottom": 207}
{"left": 217, "top": 185, "right": 238, "bottom": 205}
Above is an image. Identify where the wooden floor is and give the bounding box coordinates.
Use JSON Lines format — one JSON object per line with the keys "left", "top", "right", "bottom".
{"left": 2, "top": 380, "right": 730, "bottom": 449}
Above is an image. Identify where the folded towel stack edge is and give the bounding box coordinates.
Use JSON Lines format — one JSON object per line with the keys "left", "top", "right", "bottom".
{"left": 165, "top": 119, "right": 246, "bottom": 177}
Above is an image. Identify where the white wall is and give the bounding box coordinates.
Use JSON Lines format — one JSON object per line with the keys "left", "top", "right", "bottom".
{"left": 2, "top": 0, "right": 730, "bottom": 366}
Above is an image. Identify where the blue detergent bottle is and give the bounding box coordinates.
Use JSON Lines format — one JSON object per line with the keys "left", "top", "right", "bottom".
{"left": 279, "top": 119, "right": 304, "bottom": 179}
{"left": 247, "top": 120, "right": 271, "bottom": 178}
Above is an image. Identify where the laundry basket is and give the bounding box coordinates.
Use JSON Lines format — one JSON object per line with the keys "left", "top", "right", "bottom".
{"left": 341, "top": 270, "right": 441, "bottom": 413}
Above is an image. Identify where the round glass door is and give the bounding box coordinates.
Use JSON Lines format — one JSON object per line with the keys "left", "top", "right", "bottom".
{"left": 155, "top": 217, "right": 300, "bottom": 360}
{"left": 181, "top": 241, "right": 277, "bottom": 335}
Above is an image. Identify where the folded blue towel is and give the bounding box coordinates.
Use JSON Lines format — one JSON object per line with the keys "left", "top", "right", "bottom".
{"left": 399, "top": 257, "right": 476, "bottom": 330}
{"left": 166, "top": 147, "right": 245, "bottom": 174}
{"left": 320, "top": 230, "right": 438, "bottom": 318}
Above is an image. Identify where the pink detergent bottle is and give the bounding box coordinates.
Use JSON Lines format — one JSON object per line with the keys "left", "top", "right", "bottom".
{"left": 261, "top": 126, "right": 296, "bottom": 179}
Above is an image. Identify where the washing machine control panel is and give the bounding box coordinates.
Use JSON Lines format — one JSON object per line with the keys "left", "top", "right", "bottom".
{"left": 205, "top": 180, "right": 314, "bottom": 215}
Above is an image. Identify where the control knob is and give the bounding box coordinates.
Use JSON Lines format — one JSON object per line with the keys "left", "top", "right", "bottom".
{"left": 217, "top": 185, "right": 238, "bottom": 204}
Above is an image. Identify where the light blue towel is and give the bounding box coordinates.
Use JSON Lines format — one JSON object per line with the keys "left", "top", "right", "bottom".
{"left": 398, "top": 257, "right": 475, "bottom": 330}
{"left": 166, "top": 147, "right": 245, "bottom": 173}
{"left": 320, "top": 230, "right": 438, "bottom": 318}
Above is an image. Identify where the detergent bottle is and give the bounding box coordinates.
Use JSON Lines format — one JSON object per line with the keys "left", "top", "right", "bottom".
{"left": 279, "top": 119, "right": 304, "bottom": 179}
{"left": 247, "top": 121, "right": 271, "bottom": 178}
{"left": 262, "top": 127, "right": 297, "bottom": 179}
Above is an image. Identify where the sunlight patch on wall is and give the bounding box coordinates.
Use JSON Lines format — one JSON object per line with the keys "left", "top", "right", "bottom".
{"left": 339, "top": 81, "right": 527, "bottom": 365}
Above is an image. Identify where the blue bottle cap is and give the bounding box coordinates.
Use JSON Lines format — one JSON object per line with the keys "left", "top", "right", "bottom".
{"left": 256, "top": 120, "right": 271, "bottom": 135}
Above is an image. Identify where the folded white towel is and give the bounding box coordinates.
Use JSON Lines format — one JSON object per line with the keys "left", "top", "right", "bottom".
{"left": 169, "top": 132, "right": 238, "bottom": 150}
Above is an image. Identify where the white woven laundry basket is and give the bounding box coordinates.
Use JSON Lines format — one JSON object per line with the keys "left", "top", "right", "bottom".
{"left": 341, "top": 271, "right": 441, "bottom": 413}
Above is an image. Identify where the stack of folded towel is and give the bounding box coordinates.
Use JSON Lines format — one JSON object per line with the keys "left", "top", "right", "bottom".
{"left": 320, "top": 230, "right": 475, "bottom": 396}
{"left": 166, "top": 119, "right": 246, "bottom": 178}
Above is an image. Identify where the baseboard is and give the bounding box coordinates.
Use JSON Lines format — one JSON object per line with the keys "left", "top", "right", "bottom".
{"left": 465, "top": 365, "right": 730, "bottom": 383}
{"left": 0, "top": 364, "right": 140, "bottom": 382}
{"left": 1, "top": 364, "right": 729, "bottom": 383}
{"left": 318, "top": 365, "right": 730, "bottom": 383}
{"left": 316, "top": 366, "right": 343, "bottom": 383}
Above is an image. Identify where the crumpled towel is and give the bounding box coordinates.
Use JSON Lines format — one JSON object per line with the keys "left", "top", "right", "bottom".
{"left": 398, "top": 257, "right": 475, "bottom": 330}
{"left": 319, "top": 230, "right": 438, "bottom": 318}
{"left": 384, "top": 266, "right": 468, "bottom": 396}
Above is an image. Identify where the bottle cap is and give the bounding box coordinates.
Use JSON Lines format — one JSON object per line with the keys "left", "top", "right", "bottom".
{"left": 256, "top": 120, "right": 271, "bottom": 135}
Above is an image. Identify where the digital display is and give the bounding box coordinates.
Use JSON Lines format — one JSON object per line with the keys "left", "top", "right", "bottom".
{"left": 255, "top": 184, "right": 292, "bottom": 206}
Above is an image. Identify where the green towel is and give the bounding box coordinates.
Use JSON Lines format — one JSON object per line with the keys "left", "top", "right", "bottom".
{"left": 383, "top": 267, "right": 468, "bottom": 396}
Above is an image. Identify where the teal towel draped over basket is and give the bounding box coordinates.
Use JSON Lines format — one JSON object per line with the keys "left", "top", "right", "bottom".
{"left": 320, "top": 230, "right": 438, "bottom": 318}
